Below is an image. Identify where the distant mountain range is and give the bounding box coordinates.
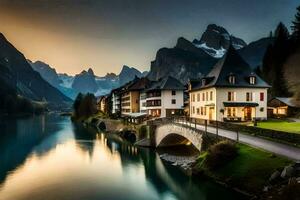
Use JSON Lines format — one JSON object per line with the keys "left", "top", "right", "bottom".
{"left": 0, "top": 33, "right": 71, "bottom": 110}
{"left": 147, "top": 24, "right": 273, "bottom": 83}
{"left": 30, "top": 60, "right": 147, "bottom": 99}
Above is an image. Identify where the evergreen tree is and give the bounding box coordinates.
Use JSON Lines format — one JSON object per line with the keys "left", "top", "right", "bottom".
{"left": 73, "top": 93, "right": 83, "bottom": 117}
{"left": 292, "top": 5, "right": 300, "bottom": 42}
{"left": 262, "top": 23, "right": 291, "bottom": 97}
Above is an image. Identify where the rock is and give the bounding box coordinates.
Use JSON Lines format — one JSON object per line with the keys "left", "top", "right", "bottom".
{"left": 269, "top": 170, "right": 280, "bottom": 182}
{"left": 281, "top": 165, "right": 295, "bottom": 179}
{"left": 293, "top": 161, "right": 300, "bottom": 171}
{"left": 263, "top": 186, "right": 270, "bottom": 192}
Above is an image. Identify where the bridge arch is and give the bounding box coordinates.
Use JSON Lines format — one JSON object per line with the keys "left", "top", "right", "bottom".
{"left": 155, "top": 123, "right": 203, "bottom": 151}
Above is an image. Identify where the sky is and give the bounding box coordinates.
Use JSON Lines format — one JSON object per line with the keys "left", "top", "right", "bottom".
{"left": 0, "top": 0, "right": 299, "bottom": 76}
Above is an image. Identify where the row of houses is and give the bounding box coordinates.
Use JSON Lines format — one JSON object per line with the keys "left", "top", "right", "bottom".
{"left": 98, "top": 46, "right": 299, "bottom": 122}
{"left": 99, "top": 75, "right": 185, "bottom": 120}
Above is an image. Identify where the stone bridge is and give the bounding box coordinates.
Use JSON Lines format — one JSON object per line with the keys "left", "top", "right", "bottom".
{"left": 150, "top": 122, "right": 204, "bottom": 151}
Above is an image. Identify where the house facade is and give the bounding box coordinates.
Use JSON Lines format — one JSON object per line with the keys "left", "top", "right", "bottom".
{"left": 189, "top": 46, "right": 270, "bottom": 122}
{"left": 97, "top": 95, "right": 108, "bottom": 113}
{"left": 268, "top": 97, "right": 300, "bottom": 117}
{"left": 146, "top": 76, "right": 185, "bottom": 118}
{"left": 111, "top": 87, "right": 122, "bottom": 114}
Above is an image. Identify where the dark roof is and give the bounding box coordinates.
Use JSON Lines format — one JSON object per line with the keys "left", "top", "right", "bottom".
{"left": 223, "top": 102, "right": 259, "bottom": 107}
{"left": 127, "top": 77, "right": 152, "bottom": 91}
{"left": 191, "top": 46, "right": 270, "bottom": 91}
{"left": 147, "top": 76, "right": 185, "bottom": 91}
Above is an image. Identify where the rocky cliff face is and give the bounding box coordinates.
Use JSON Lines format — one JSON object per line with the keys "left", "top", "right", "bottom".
{"left": 147, "top": 37, "right": 218, "bottom": 83}
{"left": 193, "top": 24, "right": 247, "bottom": 58}
{"left": 0, "top": 33, "right": 71, "bottom": 104}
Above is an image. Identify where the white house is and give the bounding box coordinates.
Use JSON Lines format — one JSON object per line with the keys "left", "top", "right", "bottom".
{"left": 111, "top": 87, "right": 122, "bottom": 114}
{"left": 146, "top": 76, "right": 185, "bottom": 118}
{"left": 189, "top": 46, "right": 270, "bottom": 122}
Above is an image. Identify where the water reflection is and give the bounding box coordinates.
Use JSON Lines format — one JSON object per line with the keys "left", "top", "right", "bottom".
{"left": 0, "top": 114, "right": 245, "bottom": 200}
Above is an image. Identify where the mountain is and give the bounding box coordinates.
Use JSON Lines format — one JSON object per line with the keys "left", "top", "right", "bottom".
{"left": 29, "top": 60, "right": 61, "bottom": 88}
{"left": 238, "top": 37, "right": 274, "bottom": 68}
{"left": 193, "top": 24, "right": 247, "bottom": 58}
{"left": 0, "top": 33, "right": 71, "bottom": 108}
{"left": 72, "top": 68, "right": 98, "bottom": 94}
{"left": 147, "top": 24, "right": 273, "bottom": 83}
{"left": 147, "top": 37, "right": 218, "bottom": 83}
{"left": 118, "top": 65, "right": 144, "bottom": 85}
{"left": 31, "top": 61, "right": 146, "bottom": 98}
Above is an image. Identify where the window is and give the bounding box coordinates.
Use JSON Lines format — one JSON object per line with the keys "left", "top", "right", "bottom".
{"left": 206, "top": 92, "right": 208, "bottom": 101}
{"left": 202, "top": 93, "right": 205, "bottom": 101}
{"left": 196, "top": 108, "right": 200, "bottom": 115}
{"left": 229, "top": 75, "right": 236, "bottom": 84}
{"left": 200, "top": 107, "right": 206, "bottom": 115}
{"left": 260, "top": 92, "right": 264, "bottom": 101}
{"left": 250, "top": 76, "right": 256, "bottom": 85}
{"left": 232, "top": 108, "right": 236, "bottom": 117}
{"left": 172, "top": 90, "right": 176, "bottom": 95}
{"left": 228, "top": 92, "right": 235, "bottom": 101}
{"left": 202, "top": 79, "right": 206, "bottom": 86}
{"left": 197, "top": 93, "right": 200, "bottom": 102}
{"left": 246, "top": 92, "right": 253, "bottom": 102}
{"left": 192, "top": 106, "right": 195, "bottom": 114}
{"left": 171, "top": 99, "right": 176, "bottom": 104}
{"left": 210, "top": 91, "right": 213, "bottom": 101}
{"left": 192, "top": 94, "right": 195, "bottom": 102}
{"left": 227, "top": 107, "right": 236, "bottom": 117}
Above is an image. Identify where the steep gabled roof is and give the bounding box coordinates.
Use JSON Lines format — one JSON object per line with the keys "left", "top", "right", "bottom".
{"left": 191, "top": 45, "right": 270, "bottom": 91}
{"left": 127, "top": 77, "right": 151, "bottom": 91}
{"left": 147, "top": 76, "right": 185, "bottom": 91}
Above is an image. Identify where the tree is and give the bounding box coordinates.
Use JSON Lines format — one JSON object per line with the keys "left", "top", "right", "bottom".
{"left": 262, "top": 23, "right": 291, "bottom": 97}
{"left": 73, "top": 93, "right": 83, "bottom": 117}
{"left": 73, "top": 93, "right": 97, "bottom": 119}
{"left": 292, "top": 5, "right": 300, "bottom": 43}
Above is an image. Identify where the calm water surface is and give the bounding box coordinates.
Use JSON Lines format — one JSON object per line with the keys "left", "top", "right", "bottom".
{"left": 0, "top": 114, "right": 245, "bottom": 200}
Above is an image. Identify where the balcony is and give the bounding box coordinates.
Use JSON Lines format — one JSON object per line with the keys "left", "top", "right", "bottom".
{"left": 146, "top": 100, "right": 161, "bottom": 107}
{"left": 147, "top": 91, "right": 161, "bottom": 98}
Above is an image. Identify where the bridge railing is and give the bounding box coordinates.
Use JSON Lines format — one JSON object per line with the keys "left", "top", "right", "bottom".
{"left": 147, "top": 116, "right": 300, "bottom": 145}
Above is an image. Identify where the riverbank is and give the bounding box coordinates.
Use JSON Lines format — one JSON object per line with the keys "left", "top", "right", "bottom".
{"left": 192, "top": 143, "right": 294, "bottom": 198}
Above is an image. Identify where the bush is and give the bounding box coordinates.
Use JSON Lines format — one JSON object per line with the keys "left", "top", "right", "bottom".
{"left": 139, "top": 125, "right": 148, "bottom": 139}
{"left": 205, "top": 140, "right": 238, "bottom": 170}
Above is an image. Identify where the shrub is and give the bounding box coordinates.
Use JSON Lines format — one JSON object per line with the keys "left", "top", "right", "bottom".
{"left": 139, "top": 125, "right": 148, "bottom": 139}
{"left": 205, "top": 140, "right": 238, "bottom": 170}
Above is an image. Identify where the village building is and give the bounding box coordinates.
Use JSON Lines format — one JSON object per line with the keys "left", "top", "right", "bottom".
{"left": 268, "top": 97, "right": 300, "bottom": 117}
{"left": 189, "top": 46, "right": 270, "bottom": 122}
{"left": 97, "top": 95, "right": 109, "bottom": 113}
{"left": 111, "top": 87, "right": 122, "bottom": 115}
{"left": 120, "top": 77, "right": 151, "bottom": 117}
{"left": 146, "top": 76, "right": 185, "bottom": 118}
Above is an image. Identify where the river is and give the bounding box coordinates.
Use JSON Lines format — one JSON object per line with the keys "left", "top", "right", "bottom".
{"left": 0, "top": 114, "right": 246, "bottom": 200}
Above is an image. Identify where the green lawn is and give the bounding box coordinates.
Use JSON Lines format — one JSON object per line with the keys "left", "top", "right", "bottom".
{"left": 256, "top": 119, "right": 300, "bottom": 134}
{"left": 196, "top": 144, "right": 292, "bottom": 194}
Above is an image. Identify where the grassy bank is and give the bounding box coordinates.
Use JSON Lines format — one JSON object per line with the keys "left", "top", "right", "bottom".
{"left": 195, "top": 143, "right": 292, "bottom": 195}
{"left": 256, "top": 119, "right": 300, "bottom": 134}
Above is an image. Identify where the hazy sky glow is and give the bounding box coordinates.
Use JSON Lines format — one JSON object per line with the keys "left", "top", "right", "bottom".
{"left": 0, "top": 0, "right": 298, "bottom": 76}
